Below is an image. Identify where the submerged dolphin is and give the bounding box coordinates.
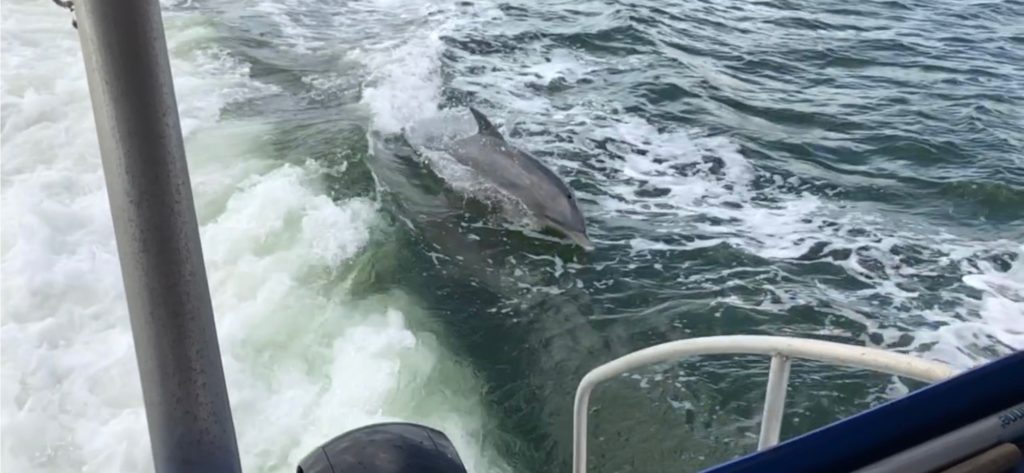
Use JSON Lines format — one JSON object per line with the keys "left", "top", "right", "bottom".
{"left": 444, "top": 107, "right": 593, "bottom": 249}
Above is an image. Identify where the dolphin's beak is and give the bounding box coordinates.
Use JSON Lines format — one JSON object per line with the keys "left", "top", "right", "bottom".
{"left": 566, "top": 230, "right": 595, "bottom": 251}
{"left": 543, "top": 218, "right": 595, "bottom": 250}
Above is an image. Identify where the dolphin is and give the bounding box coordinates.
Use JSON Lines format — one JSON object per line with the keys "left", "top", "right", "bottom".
{"left": 444, "top": 106, "right": 593, "bottom": 250}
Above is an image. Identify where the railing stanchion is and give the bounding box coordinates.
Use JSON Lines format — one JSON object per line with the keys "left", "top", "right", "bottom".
{"left": 758, "top": 354, "right": 792, "bottom": 450}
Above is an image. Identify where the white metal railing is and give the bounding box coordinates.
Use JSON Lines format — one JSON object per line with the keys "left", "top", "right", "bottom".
{"left": 572, "top": 335, "right": 960, "bottom": 473}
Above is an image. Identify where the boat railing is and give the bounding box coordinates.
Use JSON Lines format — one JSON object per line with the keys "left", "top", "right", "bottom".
{"left": 572, "top": 335, "right": 960, "bottom": 473}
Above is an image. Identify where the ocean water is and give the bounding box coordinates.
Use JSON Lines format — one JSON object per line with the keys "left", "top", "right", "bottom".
{"left": 1, "top": 0, "right": 1021, "bottom": 472}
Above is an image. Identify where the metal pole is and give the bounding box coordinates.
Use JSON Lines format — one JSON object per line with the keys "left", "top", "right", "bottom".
{"left": 938, "top": 443, "right": 1022, "bottom": 473}
{"left": 851, "top": 402, "right": 1024, "bottom": 473}
{"left": 758, "top": 354, "right": 792, "bottom": 450}
{"left": 73, "top": 0, "right": 243, "bottom": 472}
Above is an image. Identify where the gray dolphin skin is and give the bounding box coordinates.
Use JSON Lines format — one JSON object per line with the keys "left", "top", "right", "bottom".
{"left": 445, "top": 106, "right": 593, "bottom": 250}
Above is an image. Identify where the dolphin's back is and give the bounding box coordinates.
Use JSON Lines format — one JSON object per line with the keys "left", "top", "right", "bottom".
{"left": 445, "top": 134, "right": 570, "bottom": 201}
{"left": 438, "top": 106, "right": 591, "bottom": 248}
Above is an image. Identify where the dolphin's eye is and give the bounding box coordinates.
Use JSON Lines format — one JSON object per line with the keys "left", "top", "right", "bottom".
{"left": 566, "top": 193, "right": 573, "bottom": 199}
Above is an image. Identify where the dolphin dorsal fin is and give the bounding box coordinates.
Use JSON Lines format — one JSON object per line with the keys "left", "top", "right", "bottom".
{"left": 469, "top": 106, "right": 503, "bottom": 139}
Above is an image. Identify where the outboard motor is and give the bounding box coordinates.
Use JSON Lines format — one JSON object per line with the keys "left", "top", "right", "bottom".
{"left": 297, "top": 423, "right": 469, "bottom": 473}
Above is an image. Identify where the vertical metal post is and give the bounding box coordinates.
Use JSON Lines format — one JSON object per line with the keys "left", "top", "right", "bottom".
{"left": 758, "top": 354, "right": 792, "bottom": 450}
{"left": 73, "top": 0, "right": 243, "bottom": 472}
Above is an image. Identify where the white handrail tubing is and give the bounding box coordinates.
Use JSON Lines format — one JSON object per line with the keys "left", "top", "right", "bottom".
{"left": 572, "top": 335, "right": 958, "bottom": 473}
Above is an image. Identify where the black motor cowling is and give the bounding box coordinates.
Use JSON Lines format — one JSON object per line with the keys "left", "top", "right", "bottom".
{"left": 297, "top": 422, "right": 469, "bottom": 473}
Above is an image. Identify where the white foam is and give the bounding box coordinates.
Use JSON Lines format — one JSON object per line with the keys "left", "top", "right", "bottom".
{"left": 941, "top": 246, "right": 1024, "bottom": 358}
{"left": 1, "top": 2, "right": 509, "bottom": 472}
{"left": 603, "top": 124, "right": 1023, "bottom": 366}
{"left": 359, "top": 34, "right": 446, "bottom": 134}
{"left": 1, "top": 5, "right": 251, "bottom": 470}
{"left": 355, "top": 14, "right": 449, "bottom": 134}
{"left": 246, "top": 0, "right": 328, "bottom": 54}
